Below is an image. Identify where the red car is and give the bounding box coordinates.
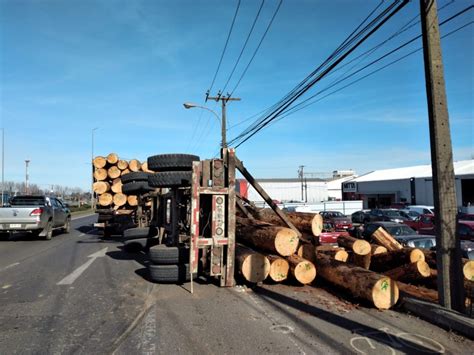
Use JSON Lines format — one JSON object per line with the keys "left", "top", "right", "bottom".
{"left": 317, "top": 221, "right": 350, "bottom": 244}
{"left": 418, "top": 220, "right": 474, "bottom": 241}
{"left": 319, "top": 211, "right": 353, "bottom": 231}
{"left": 403, "top": 214, "right": 435, "bottom": 231}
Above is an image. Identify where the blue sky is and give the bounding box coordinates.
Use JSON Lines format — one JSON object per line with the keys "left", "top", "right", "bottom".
{"left": 0, "top": 0, "right": 472, "bottom": 190}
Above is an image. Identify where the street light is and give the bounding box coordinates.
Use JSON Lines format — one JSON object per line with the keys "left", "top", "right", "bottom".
{"left": 183, "top": 103, "right": 226, "bottom": 148}
{"left": 91, "top": 127, "right": 98, "bottom": 210}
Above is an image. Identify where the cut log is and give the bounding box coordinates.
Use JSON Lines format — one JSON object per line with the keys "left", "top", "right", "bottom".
{"left": 371, "top": 227, "right": 403, "bottom": 251}
{"left": 396, "top": 282, "right": 438, "bottom": 303}
{"left": 94, "top": 168, "right": 108, "bottom": 181}
{"left": 236, "top": 217, "right": 299, "bottom": 256}
{"left": 315, "top": 254, "right": 399, "bottom": 309}
{"left": 121, "top": 168, "right": 131, "bottom": 176}
{"left": 113, "top": 193, "right": 127, "bottom": 207}
{"left": 421, "top": 269, "right": 474, "bottom": 296}
{"left": 108, "top": 166, "right": 121, "bottom": 179}
{"left": 127, "top": 195, "right": 138, "bottom": 206}
{"left": 352, "top": 253, "right": 371, "bottom": 270}
{"left": 266, "top": 255, "right": 290, "bottom": 282}
{"left": 98, "top": 193, "right": 113, "bottom": 207}
{"left": 93, "top": 181, "right": 110, "bottom": 194}
{"left": 111, "top": 178, "right": 122, "bottom": 193}
{"left": 370, "top": 248, "right": 425, "bottom": 272}
{"left": 106, "top": 153, "right": 119, "bottom": 165}
{"left": 371, "top": 244, "right": 388, "bottom": 255}
{"left": 464, "top": 260, "right": 474, "bottom": 281}
{"left": 384, "top": 260, "right": 431, "bottom": 282}
{"left": 337, "top": 235, "right": 371, "bottom": 256}
{"left": 93, "top": 156, "right": 107, "bottom": 169}
{"left": 297, "top": 244, "right": 315, "bottom": 263}
{"left": 255, "top": 209, "right": 323, "bottom": 237}
{"left": 235, "top": 244, "right": 270, "bottom": 283}
{"left": 117, "top": 160, "right": 129, "bottom": 170}
{"left": 286, "top": 254, "right": 316, "bottom": 285}
{"left": 141, "top": 162, "right": 153, "bottom": 173}
{"left": 316, "top": 245, "right": 349, "bottom": 263}
{"left": 129, "top": 159, "right": 141, "bottom": 172}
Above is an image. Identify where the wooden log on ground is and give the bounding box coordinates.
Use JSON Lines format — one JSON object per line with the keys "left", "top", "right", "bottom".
{"left": 371, "top": 244, "right": 388, "bottom": 255}
{"left": 94, "top": 168, "right": 108, "bottom": 181}
{"left": 254, "top": 209, "right": 323, "bottom": 237}
{"left": 235, "top": 244, "right": 270, "bottom": 283}
{"left": 113, "top": 193, "right": 127, "bottom": 207}
{"left": 106, "top": 153, "right": 119, "bottom": 165}
{"left": 315, "top": 254, "right": 399, "bottom": 309}
{"left": 117, "top": 160, "right": 129, "bottom": 170}
{"left": 316, "top": 246, "right": 349, "bottom": 262}
{"left": 108, "top": 166, "right": 121, "bottom": 179}
{"left": 421, "top": 269, "right": 474, "bottom": 296}
{"left": 352, "top": 253, "right": 372, "bottom": 270}
{"left": 384, "top": 260, "right": 431, "bottom": 282}
{"left": 98, "top": 193, "right": 113, "bottom": 207}
{"left": 464, "top": 260, "right": 474, "bottom": 281}
{"left": 286, "top": 254, "right": 316, "bottom": 285}
{"left": 370, "top": 248, "right": 425, "bottom": 272}
{"left": 266, "top": 255, "right": 290, "bottom": 282}
{"left": 127, "top": 195, "right": 138, "bottom": 206}
{"left": 121, "top": 168, "right": 131, "bottom": 176}
{"left": 371, "top": 227, "right": 403, "bottom": 251}
{"left": 297, "top": 243, "right": 315, "bottom": 262}
{"left": 396, "top": 281, "right": 438, "bottom": 303}
{"left": 93, "top": 181, "right": 110, "bottom": 194}
{"left": 236, "top": 217, "right": 299, "bottom": 256}
{"left": 337, "top": 235, "right": 371, "bottom": 256}
{"left": 93, "top": 156, "right": 107, "bottom": 169}
{"left": 129, "top": 159, "right": 141, "bottom": 172}
{"left": 111, "top": 178, "right": 122, "bottom": 193}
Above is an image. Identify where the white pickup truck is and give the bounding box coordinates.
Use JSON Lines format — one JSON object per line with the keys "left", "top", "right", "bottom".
{"left": 0, "top": 195, "right": 71, "bottom": 240}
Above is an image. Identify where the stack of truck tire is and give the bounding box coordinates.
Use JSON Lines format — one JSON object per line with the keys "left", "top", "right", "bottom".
{"left": 122, "top": 153, "right": 200, "bottom": 283}
{"left": 235, "top": 209, "right": 474, "bottom": 311}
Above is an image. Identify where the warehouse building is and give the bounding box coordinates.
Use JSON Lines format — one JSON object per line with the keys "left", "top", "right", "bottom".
{"left": 342, "top": 159, "right": 474, "bottom": 209}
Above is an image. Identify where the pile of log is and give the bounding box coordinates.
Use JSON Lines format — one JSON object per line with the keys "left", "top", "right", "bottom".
{"left": 92, "top": 153, "right": 152, "bottom": 209}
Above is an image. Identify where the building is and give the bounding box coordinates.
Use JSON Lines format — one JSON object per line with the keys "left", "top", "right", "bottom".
{"left": 342, "top": 159, "right": 474, "bottom": 209}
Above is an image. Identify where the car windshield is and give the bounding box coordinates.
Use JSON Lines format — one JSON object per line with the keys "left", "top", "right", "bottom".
{"left": 385, "top": 225, "right": 416, "bottom": 236}
{"left": 408, "top": 238, "right": 436, "bottom": 249}
{"left": 384, "top": 210, "right": 402, "bottom": 217}
{"left": 328, "top": 212, "right": 344, "bottom": 217}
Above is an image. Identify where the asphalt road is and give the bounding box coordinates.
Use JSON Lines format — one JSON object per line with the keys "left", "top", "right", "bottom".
{"left": 0, "top": 215, "right": 472, "bottom": 354}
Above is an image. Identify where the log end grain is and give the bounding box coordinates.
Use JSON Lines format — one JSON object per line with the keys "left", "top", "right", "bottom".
{"left": 372, "top": 277, "right": 399, "bottom": 310}
{"left": 241, "top": 253, "right": 270, "bottom": 283}
{"left": 93, "top": 156, "right": 107, "bottom": 169}
{"left": 334, "top": 250, "right": 349, "bottom": 262}
{"left": 409, "top": 248, "right": 425, "bottom": 263}
{"left": 416, "top": 260, "right": 431, "bottom": 278}
{"left": 275, "top": 228, "right": 299, "bottom": 256}
{"left": 353, "top": 239, "right": 371, "bottom": 256}
{"left": 268, "top": 257, "right": 290, "bottom": 282}
{"left": 106, "top": 152, "right": 119, "bottom": 165}
{"left": 94, "top": 168, "right": 108, "bottom": 181}
{"left": 127, "top": 195, "right": 138, "bottom": 206}
{"left": 311, "top": 213, "right": 323, "bottom": 237}
{"left": 113, "top": 193, "right": 127, "bottom": 207}
{"left": 98, "top": 193, "right": 113, "bottom": 206}
{"left": 464, "top": 260, "right": 474, "bottom": 281}
{"left": 297, "top": 244, "right": 315, "bottom": 263}
{"left": 371, "top": 245, "right": 388, "bottom": 255}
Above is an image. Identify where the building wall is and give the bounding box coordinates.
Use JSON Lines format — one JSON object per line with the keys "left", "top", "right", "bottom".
{"left": 247, "top": 181, "right": 328, "bottom": 203}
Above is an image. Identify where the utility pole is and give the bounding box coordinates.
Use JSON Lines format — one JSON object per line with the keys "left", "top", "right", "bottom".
{"left": 298, "top": 165, "right": 305, "bottom": 201}
{"left": 91, "top": 128, "right": 98, "bottom": 210}
{"left": 1, "top": 128, "right": 4, "bottom": 206}
{"left": 25, "top": 160, "right": 30, "bottom": 195}
{"left": 419, "top": 0, "right": 463, "bottom": 311}
{"left": 206, "top": 93, "right": 241, "bottom": 149}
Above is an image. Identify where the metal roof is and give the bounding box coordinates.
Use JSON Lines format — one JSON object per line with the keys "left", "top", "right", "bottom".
{"left": 350, "top": 159, "right": 474, "bottom": 183}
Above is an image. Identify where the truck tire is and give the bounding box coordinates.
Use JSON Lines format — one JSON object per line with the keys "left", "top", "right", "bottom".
{"left": 124, "top": 238, "right": 148, "bottom": 252}
{"left": 149, "top": 245, "right": 189, "bottom": 265}
{"left": 122, "top": 181, "right": 153, "bottom": 195}
{"left": 123, "top": 227, "right": 157, "bottom": 240}
{"left": 148, "top": 171, "right": 192, "bottom": 188}
{"left": 147, "top": 154, "right": 200, "bottom": 172}
{"left": 148, "top": 264, "right": 195, "bottom": 283}
{"left": 63, "top": 217, "right": 71, "bottom": 234}
{"left": 121, "top": 172, "right": 151, "bottom": 184}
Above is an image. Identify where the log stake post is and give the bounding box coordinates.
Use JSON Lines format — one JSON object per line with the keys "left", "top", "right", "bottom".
{"left": 235, "top": 156, "right": 301, "bottom": 237}
{"left": 419, "top": 0, "right": 463, "bottom": 311}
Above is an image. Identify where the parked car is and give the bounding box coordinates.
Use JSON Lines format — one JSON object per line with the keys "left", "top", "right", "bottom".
{"left": 418, "top": 220, "right": 474, "bottom": 241}
{"left": 0, "top": 195, "right": 71, "bottom": 240}
{"left": 404, "top": 205, "right": 435, "bottom": 215}
{"left": 399, "top": 209, "right": 420, "bottom": 221}
{"left": 458, "top": 213, "right": 474, "bottom": 221}
{"left": 318, "top": 222, "right": 350, "bottom": 244}
{"left": 365, "top": 209, "right": 409, "bottom": 223}
{"left": 351, "top": 210, "right": 370, "bottom": 224}
{"left": 319, "top": 211, "right": 353, "bottom": 230}
{"left": 362, "top": 221, "right": 430, "bottom": 241}
{"left": 403, "top": 214, "right": 435, "bottom": 231}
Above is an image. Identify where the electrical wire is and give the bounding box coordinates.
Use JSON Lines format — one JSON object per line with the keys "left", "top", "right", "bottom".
{"left": 208, "top": 0, "right": 241, "bottom": 94}
{"left": 221, "top": 0, "right": 266, "bottom": 94}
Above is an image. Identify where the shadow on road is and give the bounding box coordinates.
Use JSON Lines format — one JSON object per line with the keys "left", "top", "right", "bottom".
{"left": 253, "top": 285, "right": 441, "bottom": 354}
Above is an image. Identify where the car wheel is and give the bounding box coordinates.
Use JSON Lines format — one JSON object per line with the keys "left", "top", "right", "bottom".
{"left": 63, "top": 217, "right": 71, "bottom": 234}
{"left": 149, "top": 245, "right": 189, "bottom": 265}
{"left": 148, "top": 171, "right": 192, "bottom": 188}
{"left": 148, "top": 264, "right": 195, "bottom": 283}
{"left": 123, "top": 227, "right": 157, "bottom": 240}
{"left": 124, "top": 238, "right": 148, "bottom": 252}
{"left": 44, "top": 222, "right": 53, "bottom": 240}
{"left": 147, "top": 154, "right": 200, "bottom": 172}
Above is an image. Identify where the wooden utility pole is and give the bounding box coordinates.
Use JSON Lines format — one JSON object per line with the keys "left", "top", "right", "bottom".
{"left": 206, "top": 94, "right": 241, "bottom": 148}
{"left": 419, "top": 0, "right": 463, "bottom": 311}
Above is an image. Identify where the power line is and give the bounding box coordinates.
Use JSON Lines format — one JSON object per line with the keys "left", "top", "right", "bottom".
{"left": 221, "top": 0, "right": 266, "bottom": 94}
{"left": 208, "top": 0, "right": 241, "bottom": 94}
{"left": 230, "top": 0, "right": 283, "bottom": 96}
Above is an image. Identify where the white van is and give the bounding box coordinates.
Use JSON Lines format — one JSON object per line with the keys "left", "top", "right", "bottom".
{"left": 405, "top": 205, "right": 435, "bottom": 215}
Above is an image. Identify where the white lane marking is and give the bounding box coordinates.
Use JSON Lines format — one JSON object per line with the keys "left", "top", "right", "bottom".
{"left": 57, "top": 247, "right": 108, "bottom": 285}
{"left": 71, "top": 213, "right": 96, "bottom": 221}
{"left": 0, "top": 262, "right": 20, "bottom": 272}
{"left": 139, "top": 305, "right": 156, "bottom": 355}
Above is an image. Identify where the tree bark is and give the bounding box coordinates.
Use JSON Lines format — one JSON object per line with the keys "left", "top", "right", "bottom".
{"left": 337, "top": 235, "right": 371, "bottom": 256}
{"left": 266, "top": 255, "right": 290, "bottom": 282}
{"left": 235, "top": 244, "right": 270, "bottom": 283}
{"left": 396, "top": 282, "right": 438, "bottom": 303}
{"left": 286, "top": 254, "right": 316, "bottom": 285}
{"left": 384, "top": 260, "right": 431, "bottom": 282}
{"left": 316, "top": 246, "right": 349, "bottom": 262}
{"left": 236, "top": 217, "right": 299, "bottom": 256}
{"left": 106, "top": 153, "right": 119, "bottom": 165}
{"left": 371, "top": 227, "right": 403, "bottom": 251}
{"left": 352, "top": 253, "right": 371, "bottom": 270}
{"left": 370, "top": 248, "right": 425, "bottom": 272}
{"left": 315, "top": 254, "right": 399, "bottom": 309}
{"left": 254, "top": 209, "right": 323, "bottom": 237}
{"left": 93, "top": 156, "right": 107, "bottom": 169}
{"left": 297, "top": 243, "right": 315, "bottom": 263}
